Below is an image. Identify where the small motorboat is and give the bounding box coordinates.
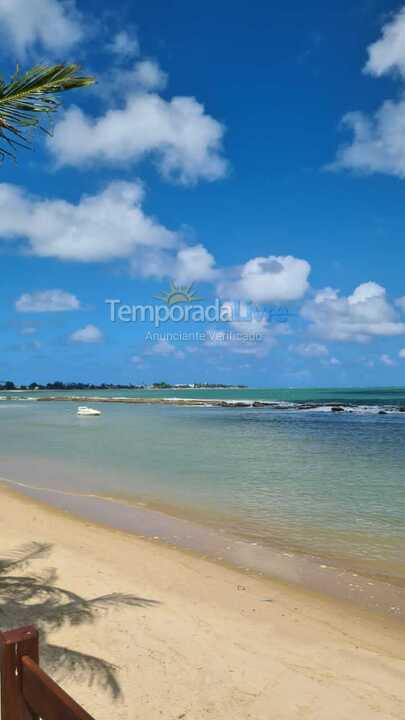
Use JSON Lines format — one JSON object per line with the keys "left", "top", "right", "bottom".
{"left": 77, "top": 406, "right": 101, "bottom": 417}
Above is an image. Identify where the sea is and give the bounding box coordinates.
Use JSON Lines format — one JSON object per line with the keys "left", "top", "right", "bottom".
{"left": 0, "top": 386, "right": 404, "bottom": 617}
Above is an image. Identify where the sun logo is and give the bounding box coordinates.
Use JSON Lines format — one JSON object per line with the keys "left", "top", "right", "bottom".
{"left": 154, "top": 282, "right": 202, "bottom": 306}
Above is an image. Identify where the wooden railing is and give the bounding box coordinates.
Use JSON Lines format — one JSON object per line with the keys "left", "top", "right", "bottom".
{"left": 0, "top": 626, "right": 95, "bottom": 720}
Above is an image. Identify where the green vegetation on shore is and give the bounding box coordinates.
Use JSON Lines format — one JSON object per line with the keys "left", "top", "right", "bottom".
{"left": 0, "top": 381, "right": 247, "bottom": 391}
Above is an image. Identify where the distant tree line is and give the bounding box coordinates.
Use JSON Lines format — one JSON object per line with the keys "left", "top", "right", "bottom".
{"left": 0, "top": 381, "right": 247, "bottom": 391}
{"left": 0, "top": 382, "right": 146, "bottom": 391}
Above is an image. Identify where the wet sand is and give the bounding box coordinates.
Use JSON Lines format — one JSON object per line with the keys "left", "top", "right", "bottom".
{"left": 1, "top": 475, "right": 404, "bottom": 620}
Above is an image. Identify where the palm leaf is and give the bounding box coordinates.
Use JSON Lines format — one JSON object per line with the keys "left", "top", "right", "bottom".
{"left": 0, "top": 64, "right": 95, "bottom": 161}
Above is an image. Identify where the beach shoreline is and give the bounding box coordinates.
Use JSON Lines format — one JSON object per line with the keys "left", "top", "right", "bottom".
{"left": 1, "top": 473, "right": 404, "bottom": 622}
{"left": 0, "top": 482, "right": 404, "bottom": 719}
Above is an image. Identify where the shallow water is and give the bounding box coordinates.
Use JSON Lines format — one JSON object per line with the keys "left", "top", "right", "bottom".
{"left": 0, "top": 388, "right": 404, "bottom": 596}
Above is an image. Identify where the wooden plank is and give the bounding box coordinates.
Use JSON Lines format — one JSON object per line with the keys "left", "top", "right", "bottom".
{"left": 0, "top": 626, "right": 39, "bottom": 720}
{"left": 22, "top": 655, "right": 95, "bottom": 720}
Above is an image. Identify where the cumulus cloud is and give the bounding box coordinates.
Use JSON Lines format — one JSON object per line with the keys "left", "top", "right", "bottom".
{"left": 0, "top": 0, "right": 83, "bottom": 59}
{"left": 217, "top": 255, "right": 311, "bottom": 303}
{"left": 0, "top": 181, "right": 178, "bottom": 262}
{"left": 301, "top": 281, "right": 405, "bottom": 341}
{"left": 331, "top": 7, "right": 405, "bottom": 177}
{"left": 130, "top": 243, "right": 217, "bottom": 283}
{"left": 107, "top": 30, "right": 139, "bottom": 59}
{"left": 47, "top": 93, "right": 227, "bottom": 184}
{"left": 331, "top": 101, "right": 405, "bottom": 178}
{"left": 364, "top": 7, "right": 405, "bottom": 78}
{"left": 94, "top": 60, "right": 168, "bottom": 106}
{"left": 399, "top": 348, "right": 405, "bottom": 358}
{"left": 16, "top": 289, "right": 80, "bottom": 312}
{"left": 0, "top": 182, "right": 225, "bottom": 285}
{"left": 132, "top": 60, "right": 168, "bottom": 91}
{"left": 70, "top": 324, "right": 103, "bottom": 343}
{"left": 173, "top": 245, "right": 217, "bottom": 283}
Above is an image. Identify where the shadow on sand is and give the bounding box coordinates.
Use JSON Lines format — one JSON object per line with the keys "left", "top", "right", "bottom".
{"left": 0, "top": 542, "right": 159, "bottom": 699}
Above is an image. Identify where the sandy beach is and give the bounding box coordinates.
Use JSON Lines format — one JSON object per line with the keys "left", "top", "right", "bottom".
{"left": 0, "top": 484, "right": 404, "bottom": 720}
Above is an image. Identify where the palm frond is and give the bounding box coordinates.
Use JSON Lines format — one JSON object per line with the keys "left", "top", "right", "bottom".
{"left": 0, "top": 64, "right": 95, "bottom": 161}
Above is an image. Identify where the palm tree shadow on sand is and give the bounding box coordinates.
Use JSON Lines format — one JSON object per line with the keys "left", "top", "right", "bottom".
{"left": 0, "top": 542, "right": 159, "bottom": 699}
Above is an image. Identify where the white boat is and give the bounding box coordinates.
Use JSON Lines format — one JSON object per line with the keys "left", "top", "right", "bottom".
{"left": 77, "top": 406, "right": 101, "bottom": 417}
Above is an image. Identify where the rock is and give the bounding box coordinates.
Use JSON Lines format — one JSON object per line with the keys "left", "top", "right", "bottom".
{"left": 400, "top": 407, "right": 405, "bottom": 412}
{"left": 331, "top": 405, "right": 345, "bottom": 412}
{"left": 378, "top": 410, "right": 387, "bottom": 415}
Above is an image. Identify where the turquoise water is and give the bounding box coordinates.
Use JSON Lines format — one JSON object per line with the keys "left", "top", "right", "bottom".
{"left": 5, "top": 385, "right": 405, "bottom": 406}
{"left": 0, "top": 387, "right": 404, "bottom": 587}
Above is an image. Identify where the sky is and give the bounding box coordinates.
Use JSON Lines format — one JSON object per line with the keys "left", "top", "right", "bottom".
{"left": 1, "top": 0, "right": 405, "bottom": 387}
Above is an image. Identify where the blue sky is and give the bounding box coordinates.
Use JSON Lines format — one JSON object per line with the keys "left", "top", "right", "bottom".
{"left": 1, "top": 0, "right": 405, "bottom": 386}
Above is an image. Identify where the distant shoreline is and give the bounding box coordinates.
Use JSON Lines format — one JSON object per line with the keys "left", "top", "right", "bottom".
{"left": 0, "top": 384, "right": 248, "bottom": 392}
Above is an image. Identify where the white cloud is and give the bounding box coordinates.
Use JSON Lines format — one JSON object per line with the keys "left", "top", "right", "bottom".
{"left": 330, "top": 7, "right": 405, "bottom": 178}
{"left": 0, "top": 181, "right": 178, "bottom": 262}
{"left": 331, "top": 100, "right": 405, "bottom": 178}
{"left": 132, "top": 60, "right": 168, "bottom": 91}
{"left": 380, "top": 353, "right": 396, "bottom": 366}
{"left": 107, "top": 30, "right": 139, "bottom": 59}
{"left": 94, "top": 60, "right": 168, "bottom": 105}
{"left": 132, "top": 339, "right": 185, "bottom": 365}
{"left": 16, "top": 289, "right": 80, "bottom": 312}
{"left": 0, "top": 182, "right": 223, "bottom": 285}
{"left": 301, "top": 281, "right": 405, "bottom": 341}
{"left": 399, "top": 348, "right": 405, "bottom": 358}
{"left": 174, "top": 245, "right": 217, "bottom": 283}
{"left": 218, "top": 255, "right": 311, "bottom": 303}
{"left": 290, "top": 342, "right": 341, "bottom": 366}
{"left": 146, "top": 339, "right": 184, "bottom": 359}
{"left": 70, "top": 324, "right": 103, "bottom": 343}
{"left": 130, "top": 243, "right": 217, "bottom": 283}
{"left": 0, "top": 0, "right": 83, "bottom": 59}
{"left": 47, "top": 93, "right": 227, "bottom": 185}
{"left": 291, "top": 342, "right": 329, "bottom": 357}
{"left": 364, "top": 7, "right": 405, "bottom": 78}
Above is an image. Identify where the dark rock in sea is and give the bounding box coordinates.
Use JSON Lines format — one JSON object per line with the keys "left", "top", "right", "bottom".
{"left": 378, "top": 410, "right": 387, "bottom": 415}
{"left": 253, "top": 401, "right": 270, "bottom": 408}
{"left": 331, "top": 405, "right": 345, "bottom": 412}
{"left": 400, "top": 407, "right": 405, "bottom": 412}
{"left": 219, "top": 401, "right": 249, "bottom": 408}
